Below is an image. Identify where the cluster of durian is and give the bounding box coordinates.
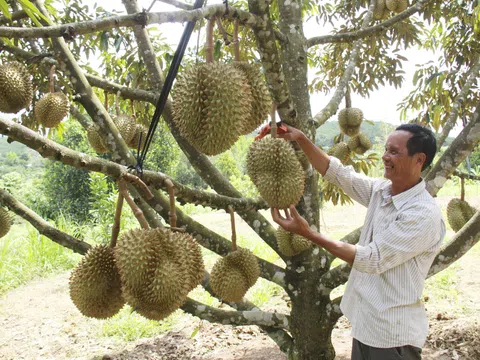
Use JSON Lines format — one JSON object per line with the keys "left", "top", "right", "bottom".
{"left": 87, "top": 112, "right": 148, "bottom": 153}
{"left": 333, "top": 107, "right": 372, "bottom": 160}
{"left": 210, "top": 248, "right": 260, "bottom": 302}
{"left": 374, "top": 0, "right": 408, "bottom": 20}
{"left": 0, "top": 207, "right": 11, "bottom": 239}
{"left": 69, "top": 228, "right": 205, "bottom": 321}
{"left": 172, "top": 62, "right": 271, "bottom": 156}
{"left": 446, "top": 198, "right": 477, "bottom": 232}
{"left": 114, "top": 228, "right": 205, "bottom": 320}
{"left": 246, "top": 136, "right": 306, "bottom": 209}
{"left": 0, "top": 61, "right": 32, "bottom": 114}
{"left": 276, "top": 227, "right": 311, "bottom": 257}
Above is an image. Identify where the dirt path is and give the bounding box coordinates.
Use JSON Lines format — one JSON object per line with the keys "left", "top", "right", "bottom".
{"left": 0, "top": 270, "right": 476, "bottom": 360}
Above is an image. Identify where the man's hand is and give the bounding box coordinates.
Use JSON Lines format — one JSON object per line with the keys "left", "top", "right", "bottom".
{"left": 276, "top": 124, "right": 306, "bottom": 142}
{"left": 271, "top": 205, "right": 312, "bottom": 238}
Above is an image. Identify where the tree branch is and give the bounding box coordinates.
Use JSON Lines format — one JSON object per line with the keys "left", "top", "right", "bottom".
{"left": 428, "top": 210, "right": 480, "bottom": 277}
{"left": 0, "top": 10, "right": 28, "bottom": 25}
{"left": 425, "top": 104, "right": 480, "bottom": 196}
{"left": 69, "top": 105, "right": 91, "bottom": 129}
{"left": 436, "top": 58, "right": 480, "bottom": 150}
{"left": 0, "top": 117, "right": 268, "bottom": 212}
{"left": 306, "top": 0, "right": 431, "bottom": 47}
{"left": 313, "top": 1, "right": 376, "bottom": 128}
{"left": 247, "top": 0, "right": 296, "bottom": 125}
{"left": 0, "top": 5, "right": 258, "bottom": 39}
{"left": 181, "top": 298, "right": 290, "bottom": 329}
{"left": 0, "top": 188, "right": 91, "bottom": 255}
{"left": 452, "top": 170, "right": 480, "bottom": 182}
{"left": 157, "top": 0, "right": 193, "bottom": 10}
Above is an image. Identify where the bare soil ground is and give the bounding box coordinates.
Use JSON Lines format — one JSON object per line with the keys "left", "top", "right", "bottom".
{"left": 0, "top": 196, "right": 479, "bottom": 360}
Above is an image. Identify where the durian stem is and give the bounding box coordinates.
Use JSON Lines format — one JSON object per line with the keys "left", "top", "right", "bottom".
{"left": 216, "top": 17, "right": 230, "bottom": 45}
{"left": 270, "top": 103, "right": 277, "bottom": 138}
{"left": 206, "top": 16, "right": 215, "bottom": 63}
{"left": 104, "top": 90, "right": 109, "bottom": 112}
{"left": 228, "top": 206, "right": 237, "bottom": 251}
{"left": 165, "top": 178, "right": 177, "bottom": 228}
{"left": 110, "top": 191, "right": 124, "bottom": 248}
{"left": 118, "top": 179, "right": 149, "bottom": 230}
{"left": 461, "top": 177, "right": 465, "bottom": 201}
{"left": 130, "top": 99, "right": 136, "bottom": 121}
{"left": 121, "top": 172, "right": 153, "bottom": 200}
{"left": 48, "top": 65, "right": 56, "bottom": 93}
{"left": 345, "top": 86, "right": 351, "bottom": 108}
{"left": 233, "top": 20, "right": 240, "bottom": 61}
{"left": 115, "top": 90, "right": 121, "bottom": 116}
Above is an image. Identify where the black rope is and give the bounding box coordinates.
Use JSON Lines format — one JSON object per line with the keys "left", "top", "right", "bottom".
{"left": 134, "top": 0, "right": 205, "bottom": 176}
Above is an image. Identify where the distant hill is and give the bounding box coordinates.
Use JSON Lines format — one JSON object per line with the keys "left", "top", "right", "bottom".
{"left": 315, "top": 120, "right": 396, "bottom": 148}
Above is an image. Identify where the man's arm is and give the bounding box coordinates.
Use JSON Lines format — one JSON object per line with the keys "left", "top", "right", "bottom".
{"left": 277, "top": 125, "right": 330, "bottom": 176}
{"left": 271, "top": 206, "right": 356, "bottom": 264}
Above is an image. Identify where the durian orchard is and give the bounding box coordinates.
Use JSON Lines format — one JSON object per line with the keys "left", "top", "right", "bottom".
{"left": 0, "top": 1, "right": 479, "bottom": 360}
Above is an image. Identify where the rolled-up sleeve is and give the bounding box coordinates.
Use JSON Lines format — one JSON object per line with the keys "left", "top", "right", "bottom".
{"left": 324, "top": 156, "right": 376, "bottom": 208}
{"left": 353, "top": 205, "right": 444, "bottom": 274}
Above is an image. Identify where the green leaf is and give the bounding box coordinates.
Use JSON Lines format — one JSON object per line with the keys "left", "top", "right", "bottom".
{"left": 213, "top": 39, "right": 222, "bottom": 61}
{"left": 0, "top": 0, "right": 11, "bottom": 20}
{"left": 17, "top": 0, "right": 51, "bottom": 25}
{"left": 190, "top": 326, "right": 200, "bottom": 338}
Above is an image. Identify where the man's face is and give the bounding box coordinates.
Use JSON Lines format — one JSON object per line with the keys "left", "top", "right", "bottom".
{"left": 382, "top": 130, "right": 422, "bottom": 182}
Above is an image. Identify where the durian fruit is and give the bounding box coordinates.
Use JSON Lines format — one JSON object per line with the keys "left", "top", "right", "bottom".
{"left": 0, "top": 207, "right": 11, "bottom": 239}
{"left": 0, "top": 61, "right": 33, "bottom": 113}
{"left": 114, "top": 228, "right": 204, "bottom": 321}
{"left": 446, "top": 198, "right": 477, "bottom": 232}
{"left": 386, "top": 0, "right": 408, "bottom": 13}
{"left": 35, "top": 92, "right": 69, "bottom": 128}
{"left": 232, "top": 62, "right": 272, "bottom": 135}
{"left": 338, "top": 108, "right": 363, "bottom": 137}
{"left": 87, "top": 126, "right": 108, "bottom": 153}
{"left": 127, "top": 124, "right": 148, "bottom": 151}
{"left": 276, "top": 227, "right": 311, "bottom": 257}
{"left": 172, "top": 62, "right": 250, "bottom": 155}
{"left": 327, "top": 142, "right": 351, "bottom": 164}
{"left": 112, "top": 114, "right": 136, "bottom": 144}
{"left": 69, "top": 244, "right": 125, "bottom": 319}
{"left": 246, "top": 136, "right": 306, "bottom": 209}
{"left": 210, "top": 248, "right": 260, "bottom": 302}
{"left": 347, "top": 133, "right": 372, "bottom": 155}
{"left": 373, "top": 0, "right": 389, "bottom": 20}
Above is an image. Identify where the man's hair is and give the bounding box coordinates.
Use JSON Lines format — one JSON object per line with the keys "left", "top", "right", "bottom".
{"left": 395, "top": 123, "right": 437, "bottom": 171}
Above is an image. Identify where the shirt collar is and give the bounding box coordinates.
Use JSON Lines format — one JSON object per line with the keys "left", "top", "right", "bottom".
{"left": 379, "top": 179, "right": 425, "bottom": 210}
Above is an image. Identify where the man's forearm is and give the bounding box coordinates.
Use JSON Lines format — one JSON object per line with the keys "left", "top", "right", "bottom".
{"left": 304, "top": 229, "right": 356, "bottom": 265}
{"left": 296, "top": 134, "right": 331, "bottom": 176}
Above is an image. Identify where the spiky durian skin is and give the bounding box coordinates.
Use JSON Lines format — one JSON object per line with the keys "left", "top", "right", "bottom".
{"left": 327, "top": 142, "right": 351, "bottom": 164}
{"left": 210, "top": 248, "right": 260, "bottom": 302}
{"left": 113, "top": 114, "right": 136, "bottom": 144}
{"left": 87, "top": 126, "right": 108, "bottom": 153}
{"left": 0, "top": 61, "right": 32, "bottom": 113}
{"left": 374, "top": 0, "right": 388, "bottom": 19}
{"left": 347, "top": 133, "right": 372, "bottom": 155}
{"left": 232, "top": 62, "right": 272, "bottom": 135}
{"left": 114, "top": 228, "right": 204, "bottom": 321}
{"left": 338, "top": 108, "right": 363, "bottom": 137}
{"left": 172, "top": 62, "right": 250, "bottom": 155}
{"left": 276, "top": 227, "right": 311, "bottom": 257}
{"left": 446, "top": 198, "right": 477, "bottom": 232}
{"left": 0, "top": 207, "right": 11, "bottom": 239}
{"left": 386, "top": 0, "right": 407, "bottom": 12}
{"left": 127, "top": 124, "right": 148, "bottom": 151}
{"left": 246, "top": 137, "right": 305, "bottom": 209}
{"left": 69, "top": 245, "right": 125, "bottom": 319}
{"left": 35, "top": 92, "right": 69, "bottom": 128}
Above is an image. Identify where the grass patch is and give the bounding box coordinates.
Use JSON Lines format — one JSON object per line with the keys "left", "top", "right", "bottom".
{"left": 0, "top": 221, "right": 81, "bottom": 295}
{"left": 99, "top": 306, "right": 181, "bottom": 341}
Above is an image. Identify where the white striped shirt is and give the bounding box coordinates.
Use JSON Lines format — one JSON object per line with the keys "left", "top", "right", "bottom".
{"left": 324, "top": 156, "right": 446, "bottom": 348}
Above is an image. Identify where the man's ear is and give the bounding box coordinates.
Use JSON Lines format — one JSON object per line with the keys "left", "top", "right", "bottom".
{"left": 416, "top": 153, "right": 426, "bottom": 168}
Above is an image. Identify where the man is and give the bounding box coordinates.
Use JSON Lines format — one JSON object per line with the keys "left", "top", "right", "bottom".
{"left": 271, "top": 123, "right": 445, "bottom": 360}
